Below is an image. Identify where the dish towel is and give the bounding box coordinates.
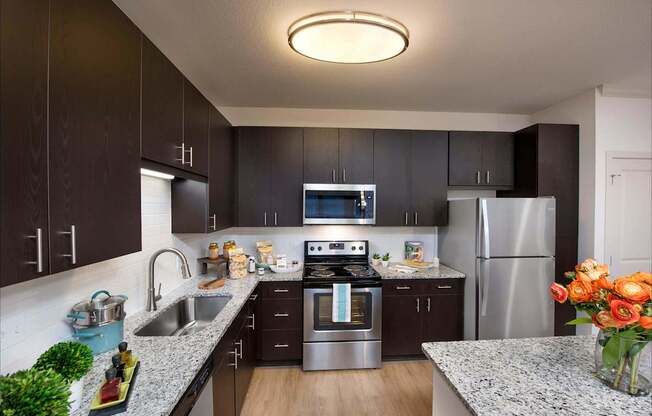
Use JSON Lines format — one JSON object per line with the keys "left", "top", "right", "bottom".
{"left": 332, "top": 283, "right": 351, "bottom": 323}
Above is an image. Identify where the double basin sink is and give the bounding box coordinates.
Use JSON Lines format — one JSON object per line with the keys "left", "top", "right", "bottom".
{"left": 135, "top": 295, "right": 232, "bottom": 337}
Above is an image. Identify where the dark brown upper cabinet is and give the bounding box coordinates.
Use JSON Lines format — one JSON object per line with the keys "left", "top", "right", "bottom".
{"left": 1, "top": 0, "right": 51, "bottom": 286}
{"left": 141, "top": 37, "right": 184, "bottom": 169}
{"left": 374, "top": 130, "right": 448, "bottom": 226}
{"left": 182, "top": 80, "right": 210, "bottom": 176}
{"left": 303, "top": 128, "right": 373, "bottom": 184}
{"left": 237, "top": 127, "right": 303, "bottom": 227}
{"left": 449, "top": 131, "right": 514, "bottom": 188}
{"left": 48, "top": 0, "right": 142, "bottom": 273}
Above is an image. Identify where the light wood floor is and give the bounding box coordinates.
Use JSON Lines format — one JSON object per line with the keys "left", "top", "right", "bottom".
{"left": 240, "top": 361, "right": 432, "bottom": 416}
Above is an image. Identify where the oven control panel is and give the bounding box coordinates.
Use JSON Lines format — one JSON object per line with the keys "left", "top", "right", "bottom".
{"left": 306, "top": 241, "right": 368, "bottom": 256}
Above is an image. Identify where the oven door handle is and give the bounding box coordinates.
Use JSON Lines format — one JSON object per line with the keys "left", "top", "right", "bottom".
{"left": 302, "top": 281, "right": 382, "bottom": 289}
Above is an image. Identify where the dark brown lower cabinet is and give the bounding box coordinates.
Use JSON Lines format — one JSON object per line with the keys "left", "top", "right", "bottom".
{"left": 256, "top": 282, "right": 302, "bottom": 363}
{"left": 382, "top": 279, "right": 464, "bottom": 357}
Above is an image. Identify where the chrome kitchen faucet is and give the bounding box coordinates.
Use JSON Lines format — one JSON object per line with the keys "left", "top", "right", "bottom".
{"left": 147, "top": 248, "right": 192, "bottom": 311}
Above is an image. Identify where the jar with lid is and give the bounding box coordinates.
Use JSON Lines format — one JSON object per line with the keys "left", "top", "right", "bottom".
{"left": 208, "top": 242, "right": 220, "bottom": 260}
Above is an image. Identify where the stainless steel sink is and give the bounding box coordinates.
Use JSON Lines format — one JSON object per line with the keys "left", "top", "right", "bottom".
{"left": 135, "top": 295, "right": 232, "bottom": 337}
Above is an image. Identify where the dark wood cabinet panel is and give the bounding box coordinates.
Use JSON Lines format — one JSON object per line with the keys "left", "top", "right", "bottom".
{"left": 235, "top": 304, "right": 255, "bottom": 416}
{"left": 339, "top": 129, "right": 374, "bottom": 184}
{"left": 482, "top": 132, "right": 514, "bottom": 186}
{"left": 0, "top": 0, "right": 51, "bottom": 286}
{"left": 209, "top": 106, "right": 234, "bottom": 232}
{"left": 171, "top": 179, "right": 209, "bottom": 233}
{"left": 48, "top": 0, "right": 141, "bottom": 273}
{"left": 270, "top": 128, "right": 303, "bottom": 226}
{"left": 259, "top": 281, "right": 302, "bottom": 299}
{"left": 373, "top": 130, "right": 412, "bottom": 226}
{"left": 141, "top": 36, "right": 183, "bottom": 168}
{"left": 212, "top": 352, "right": 236, "bottom": 416}
{"left": 382, "top": 295, "right": 422, "bottom": 356}
{"left": 303, "top": 128, "right": 339, "bottom": 183}
{"left": 183, "top": 79, "right": 209, "bottom": 176}
{"left": 410, "top": 131, "right": 448, "bottom": 226}
{"left": 259, "top": 329, "right": 302, "bottom": 361}
{"left": 448, "top": 131, "right": 483, "bottom": 186}
{"left": 260, "top": 299, "right": 302, "bottom": 329}
{"left": 236, "top": 128, "right": 271, "bottom": 227}
{"left": 421, "top": 294, "right": 464, "bottom": 342}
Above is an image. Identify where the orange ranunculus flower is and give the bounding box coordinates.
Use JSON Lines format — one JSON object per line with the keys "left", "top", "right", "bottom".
{"left": 549, "top": 282, "right": 568, "bottom": 303}
{"left": 630, "top": 272, "right": 652, "bottom": 286}
{"left": 576, "top": 258, "right": 609, "bottom": 281}
{"left": 592, "top": 275, "right": 613, "bottom": 291}
{"left": 593, "top": 310, "right": 626, "bottom": 329}
{"left": 576, "top": 271, "right": 592, "bottom": 284}
{"left": 568, "top": 279, "right": 593, "bottom": 303}
{"left": 610, "top": 299, "right": 640, "bottom": 325}
{"left": 614, "top": 278, "right": 650, "bottom": 303}
{"left": 640, "top": 316, "right": 652, "bottom": 330}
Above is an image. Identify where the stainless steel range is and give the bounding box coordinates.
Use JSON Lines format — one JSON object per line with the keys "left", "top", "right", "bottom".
{"left": 302, "top": 240, "right": 382, "bottom": 371}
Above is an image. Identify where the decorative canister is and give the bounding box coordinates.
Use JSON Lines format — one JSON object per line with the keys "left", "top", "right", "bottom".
{"left": 223, "top": 240, "right": 236, "bottom": 258}
{"left": 208, "top": 242, "right": 220, "bottom": 259}
{"left": 405, "top": 241, "right": 424, "bottom": 262}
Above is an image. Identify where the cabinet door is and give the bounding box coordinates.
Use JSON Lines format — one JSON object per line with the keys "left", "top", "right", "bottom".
{"left": 183, "top": 79, "right": 209, "bottom": 176}
{"left": 213, "top": 349, "right": 236, "bottom": 416}
{"left": 171, "top": 179, "right": 209, "bottom": 233}
{"left": 1, "top": 0, "right": 51, "bottom": 286}
{"left": 49, "top": 0, "right": 141, "bottom": 273}
{"left": 373, "top": 130, "right": 411, "bottom": 226}
{"left": 410, "top": 131, "right": 448, "bottom": 226}
{"left": 339, "top": 129, "right": 374, "bottom": 184}
{"left": 209, "top": 106, "right": 234, "bottom": 231}
{"left": 141, "top": 37, "right": 183, "bottom": 168}
{"left": 448, "top": 131, "right": 483, "bottom": 186}
{"left": 421, "top": 294, "right": 463, "bottom": 342}
{"left": 270, "top": 128, "right": 303, "bottom": 226}
{"left": 481, "top": 132, "right": 514, "bottom": 187}
{"left": 303, "top": 128, "right": 339, "bottom": 183}
{"left": 236, "top": 128, "right": 271, "bottom": 226}
{"left": 235, "top": 308, "right": 255, "bottom": 415}
{"left": 382, "top": 295, "right": 422, "bottom": 356}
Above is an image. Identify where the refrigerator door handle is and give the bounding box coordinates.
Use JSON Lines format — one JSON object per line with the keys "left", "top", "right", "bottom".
{"left": 480, "top": 199, "right": 490, "bottom": 258}
{"left": 479, "top": 259, "right": 490, "bottom": 317}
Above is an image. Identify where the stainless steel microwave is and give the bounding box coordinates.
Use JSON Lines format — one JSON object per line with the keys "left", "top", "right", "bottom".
{"left": 303, "top": 184, "right": 376, "bottom": 225}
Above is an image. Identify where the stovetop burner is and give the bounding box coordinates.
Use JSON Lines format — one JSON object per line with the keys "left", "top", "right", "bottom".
{"left": 311, "top": 265, "right": 330, "bottom": 271}
{"left": 309, "top": 269, "right": 336, "bottom": 278}
{"left": 303, "top": 240, "right": 380, "bottom": 283}
{"left": 343, "top": 265, "right": 366, "bottom": 272}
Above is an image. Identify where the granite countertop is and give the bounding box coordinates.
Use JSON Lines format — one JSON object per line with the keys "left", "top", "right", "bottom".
{"left": 372, "top": 263, "right": 465, "bottom": 279}
{"left": 422, "top": 336, "right": 649, "bottom": 416}
{"left": 256, "top": 269, "right": 303, "bottom": 282}
{"left": 77, "top": 275, "right": 260, "bottom": 416}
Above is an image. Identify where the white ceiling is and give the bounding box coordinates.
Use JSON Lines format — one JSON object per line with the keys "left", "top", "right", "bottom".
{"left": 113, "top": 0, "right": 651, "bottom": 114}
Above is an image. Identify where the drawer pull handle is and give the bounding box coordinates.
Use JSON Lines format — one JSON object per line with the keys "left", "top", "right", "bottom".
{"left": 273, "top": 289, "right": 289, "bottom": 293}
{"left": 437, "top": 285, "right": 453, "bottom": 289}
{"left": 396, "top": 286, "right": 411, "bottom": 290}
{"left": 274, "top": 313, "right": 289, "bottom": 317}
{"left": 274, "top": 344, "right": 289, "bottom": 348}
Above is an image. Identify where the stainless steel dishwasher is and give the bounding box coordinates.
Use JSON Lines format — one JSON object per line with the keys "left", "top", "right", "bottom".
{"left": 173, "top": 357, "right": 214, "bottom": 416}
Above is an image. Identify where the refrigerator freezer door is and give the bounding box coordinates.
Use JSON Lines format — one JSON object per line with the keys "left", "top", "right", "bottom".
{"left": 477, "top": 257, "right": 555, "bottom": 340}
{"left": 478, "top": 198, "right": 555, "bottom": 258}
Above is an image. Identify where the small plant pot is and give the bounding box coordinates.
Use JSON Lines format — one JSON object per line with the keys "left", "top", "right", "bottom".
{"left": 381, "top": 260, "right": 389, "bottom": 267}
{"left": 371, "top": 258, "right": 381, "bottom": 266}
{"left": 69, "top": 379, "right": 84, "bottom": 413}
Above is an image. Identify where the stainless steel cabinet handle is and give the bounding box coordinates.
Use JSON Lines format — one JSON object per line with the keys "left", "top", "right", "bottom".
{"left": 416, "top": 297, "right": 420, "bottom": 313}
{"left": 342, "top": 168, "right": 346, "bottom": 183}
{"left": 273, "top": 289, "right": 289, "bottom": 293}
{"left": 274, "top": 344, "right": 289, "bottom": 348}
{"left": 437, "top": 285, "right": 453, "bottom": 289}
{"left": 210, "top": 214, "right": 217, "bottom": 231}
{"left": 395, "top": 286, "right": 411, "bottom": 290}
{"left": 404, "top": 211, "right": 409, "bottom": 225}
{"left": 228, "top": 349, "right": 238, "bottom": 368}
{"left": 274, "top": 313, "right": 289, "bottom": 317}
{"left": 274, "top": 212, "right": 278, "bottom": 226}
{"left": 486, "top": 170, "right": 490, "bottom": 184}
{"left": 249, "top": 294, "right": 258, "bottom": 301}
{"left": 247, "top": 314, "right": 255, "bottom": 330}
{"left": 426, "top": 297, "right": 431, "bottom": 312}
{"left": 26, "top": 228, "right": 44, "bottom": 273}
{"left": 476, "top": 171, "right": 481, "bottom": 184}
{"left": 61, "top": 225, "right": 77, "bottom": 264}
{"left": 176, "top": 142, "right": 186, "bottom": 164}
{"left": 188, "top": 146, "right": 193, "bottom": 167}
{"left": 264, "top": 212, "right": 267, "bottom": 226}
{"left": 235, "top": 339, "right": 243, "bottom": 359}
{"left": 414, "top": 211, "right": 418, "bottom": 226}
{"left": 332, "top": 168, "right": 336, "bottom": 183}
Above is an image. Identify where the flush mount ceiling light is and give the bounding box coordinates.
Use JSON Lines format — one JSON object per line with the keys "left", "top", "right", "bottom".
{"left": 288, "top": 11, "right": 409, "bottom": 64}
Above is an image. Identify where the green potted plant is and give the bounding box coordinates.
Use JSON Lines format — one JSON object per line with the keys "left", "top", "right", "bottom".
{"left": 381, "top": 253, "right": 391, "bottom": 268}
{"left": 33, "top": 341, "right": 94, "bottom": 413}
{"left": 371, "top": 253, "right": 381, "bottom": 266}
{"left": 0, "top": 368, "right": 71, "bottom": 415}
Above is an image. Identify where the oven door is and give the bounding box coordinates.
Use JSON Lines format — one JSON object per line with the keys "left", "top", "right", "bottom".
{"left": 303, "top": 184, "right": 376, "bottom": 225}
{"left": 303, "top": 285, "right": 382, "bottom": 342}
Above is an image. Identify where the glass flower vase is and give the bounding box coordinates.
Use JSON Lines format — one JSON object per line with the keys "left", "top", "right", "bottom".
{"left": 594, "top": 330, "right": 651, "bottom": 396}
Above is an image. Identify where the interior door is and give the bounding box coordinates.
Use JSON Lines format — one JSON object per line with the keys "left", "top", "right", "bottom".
{"left": 339, "top": 129, "right": 374, "bottom": 184}
{"left": 410, "top": 131, "right": 449, "bottom": 226}
{"left": 477, "top": 257, "right": 554, "bottom": 340}
{"left": 270, "top": 128, "right": 303, "bottom": 226}
{"left": 605, "top": 155, "right": 652, "bottom": 275}
{"left": 448, "top": 131, "right": 483, "bottom": 186}
{"left": 49, "top": 0, "right": 141, "bottom": 273}
{"left": 303, "top": 128, "right": 339, "bottom": 183}
{"left": 237, "top": 128, "right": 271, "bottom": 226}
{"left": 479, "top": 198, "right": 555, "bottom": 258}
{"left": 373, "top": 130, "right": 411, "bottom": 226}
{"left": 1, "top": 0, "right": 51, "bottom": 285}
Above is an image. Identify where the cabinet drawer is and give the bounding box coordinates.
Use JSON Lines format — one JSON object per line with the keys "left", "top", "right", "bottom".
{"left": 382, "top": 280, "right": 425, "bottom": 296}
{"left": 260, "top": 330, "right": 302, "bottom": 361}
{"left": 260, "top": 282, "right": 302, "bottom": 299}
{"left": 261, "top": 299, "right": 301, "bottom": 330}
{"left": 424, "top": 279, "right": 464, "bottom": 294}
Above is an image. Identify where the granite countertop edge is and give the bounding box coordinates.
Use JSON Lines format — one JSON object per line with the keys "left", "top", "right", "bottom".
{"left": 373, "top": 263, "right": 465, "bottom": 280}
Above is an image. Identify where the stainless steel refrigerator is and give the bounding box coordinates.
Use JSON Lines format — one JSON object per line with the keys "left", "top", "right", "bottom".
{"left": 438, "top": 198, "right": 556, "bottom": 340}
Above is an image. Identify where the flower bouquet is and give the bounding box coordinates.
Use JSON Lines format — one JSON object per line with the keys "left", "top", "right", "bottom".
{"left": 549, "top": 259, "right": 652, "bottom": 396}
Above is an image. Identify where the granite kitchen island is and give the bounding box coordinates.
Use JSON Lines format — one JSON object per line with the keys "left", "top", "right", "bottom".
{"left": 422, "top": 336, "right": 650, "bottom": 416}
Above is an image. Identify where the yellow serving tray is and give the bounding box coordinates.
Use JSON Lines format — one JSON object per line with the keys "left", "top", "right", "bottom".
{"left": 90, "top": 383, "right": 129, "bottom": 410}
